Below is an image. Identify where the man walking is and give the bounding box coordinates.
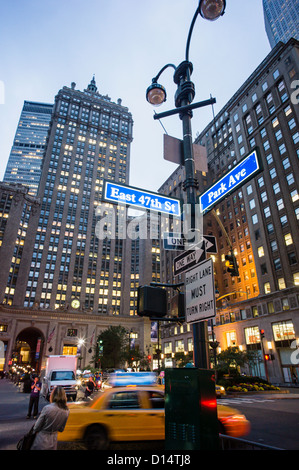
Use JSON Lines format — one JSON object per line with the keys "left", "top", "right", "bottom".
{"left": 27, "top": 375, "right": 41, "bottom": 419}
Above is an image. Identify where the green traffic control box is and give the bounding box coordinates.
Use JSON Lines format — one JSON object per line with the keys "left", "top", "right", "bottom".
{"left": 165, "top": 368, "right": 219, "bottom": 450}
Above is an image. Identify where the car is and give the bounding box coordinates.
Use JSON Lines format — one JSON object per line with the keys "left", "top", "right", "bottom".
{"left": 58, "top": 373, "right": 250, "bottom": 449}
{"left": 216, "top": 384, "right": 226, "bottom": 398}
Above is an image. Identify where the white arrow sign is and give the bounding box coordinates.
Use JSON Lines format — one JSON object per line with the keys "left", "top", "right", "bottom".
{"left": 173, "top": 243, "right": 206, "bottom": 276}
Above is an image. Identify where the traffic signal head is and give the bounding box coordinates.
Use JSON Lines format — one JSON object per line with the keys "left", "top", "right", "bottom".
{"left": 170, "top": 292, "right": 185, "bottom": 323}
{"left": 264, "top": 354, "right": 270, "bottom": 361}
{"left": 225, "top": 253, "right": 239, "bottom": 277}
{"left": 260, "top": 329, "right": 265, "bottom": 339}
{"left": 137, "top": 285, "right": 167, "bottom": 318}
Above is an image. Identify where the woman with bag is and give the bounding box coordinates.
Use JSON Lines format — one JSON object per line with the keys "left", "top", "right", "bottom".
{"left": 30, "top": 386, "right": 69, "bottom": 450}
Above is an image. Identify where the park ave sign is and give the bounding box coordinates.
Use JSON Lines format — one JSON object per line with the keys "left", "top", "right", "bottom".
{"left": 185, "top": 257, "right": 216, "bottom": 323}
{"left": 199, "top": 148, "right": 262, "bottom": 214}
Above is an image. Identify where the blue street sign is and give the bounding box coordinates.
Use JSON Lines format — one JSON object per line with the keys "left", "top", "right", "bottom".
{"left": 199, "top": 148, "right": 262, "bottom": 214}
{"left": 104, "top": 181, "right": 181, "bottom": 217}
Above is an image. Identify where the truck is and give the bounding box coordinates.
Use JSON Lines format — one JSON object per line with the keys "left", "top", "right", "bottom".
{"left": 41, "top": 355, "right": 78, "bottom": 402}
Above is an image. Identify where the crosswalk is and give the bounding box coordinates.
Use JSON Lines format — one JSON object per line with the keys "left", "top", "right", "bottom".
{"left": 218, "top": 397, "right": 276, "bottom": 405}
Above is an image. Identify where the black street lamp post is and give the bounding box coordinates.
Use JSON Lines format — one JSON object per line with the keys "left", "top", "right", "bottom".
{"left": 146, "top": 0, "right": 226, "bottom": 369}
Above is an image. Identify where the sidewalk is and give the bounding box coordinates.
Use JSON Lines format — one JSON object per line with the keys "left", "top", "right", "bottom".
{"left": 0, "top": 378, "right": 47, "bottom": 420}
{"left": 0, "top": 378, "right": 29, "bottom": 418}
{"left": 224, "top": 386, "right": 299, "bottom": 400}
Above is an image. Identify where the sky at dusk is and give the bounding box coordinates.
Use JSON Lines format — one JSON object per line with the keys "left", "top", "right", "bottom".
{"left": 0, "top": 0, "right": 271, "bottom": 193}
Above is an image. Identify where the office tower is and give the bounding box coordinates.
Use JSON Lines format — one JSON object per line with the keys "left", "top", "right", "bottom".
{"left": 263, "top": 0, "right": 299, "bottom": 48}
{"left": 6, "top": 78, "right": 133, "bottom": 314}
{"left": 159, "top": 39, "right": 299, "bottom": 383}
{"left": 3, "top": 101, "right": 53, "bottom": 195}
{"left": 0, "top": 79, "right": 162, "bottom": 372}
{"left": 0, "top": 182, "right": 40, "bottom": 302}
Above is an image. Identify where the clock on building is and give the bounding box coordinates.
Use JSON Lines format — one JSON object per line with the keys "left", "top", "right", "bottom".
{"left": 71, "top": 299, "right": 80, "bottom": 309}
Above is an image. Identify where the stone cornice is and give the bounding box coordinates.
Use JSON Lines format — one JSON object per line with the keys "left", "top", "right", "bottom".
{"left": 0, "top": 304, "right": 145, "bottom": 326}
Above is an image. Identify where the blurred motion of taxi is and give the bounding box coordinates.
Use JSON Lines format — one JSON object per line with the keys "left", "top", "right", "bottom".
{"left": 58, "top": 372, "right": 250, "bottom": 449}
{"left": 216, "top": 384, "right": 226, "bottom": 398}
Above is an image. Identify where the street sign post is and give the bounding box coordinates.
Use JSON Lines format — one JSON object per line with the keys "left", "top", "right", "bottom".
{"left": 185, "top": 257, "right": 216, "bottom": 324}
{"left": 199, "top": 148, "right": 262, "bottom": 214}
{"left": 104, "top": 180, "right": 181, "bottom": 217}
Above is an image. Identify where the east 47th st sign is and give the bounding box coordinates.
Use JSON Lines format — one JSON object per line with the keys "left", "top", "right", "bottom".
{"left": 104, "top": 180, "right": 181, "bottom": 217}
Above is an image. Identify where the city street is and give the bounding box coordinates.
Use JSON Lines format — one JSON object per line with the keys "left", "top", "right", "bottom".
{"left": 1, "top": 378, "right": 299, "bottom": 451}
{"left": 219, "top": 393, "right": 299, "bottom": 449}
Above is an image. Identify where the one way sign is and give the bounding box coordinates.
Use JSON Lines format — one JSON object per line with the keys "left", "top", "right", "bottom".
{"left": 173, "top": 243, "right": 206, "bottom": 276}
{"left": 203, "top": 235, "right": 217, "bottom": 254}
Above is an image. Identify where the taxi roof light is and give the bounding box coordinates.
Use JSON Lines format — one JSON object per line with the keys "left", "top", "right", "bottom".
{"left": 108, "top": 372, "right": 157, "bottom": 387}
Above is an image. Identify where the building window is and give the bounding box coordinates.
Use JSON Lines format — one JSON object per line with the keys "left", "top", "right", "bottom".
{"left": 280, "top": 215, "right": 288, "bottom": 227}
{"left": 272, "top": 320, "right": 295, "bottom": 345}
{"left": 267, "top": 223, "right": 274, "bottom": 234}
{"left": 288, "top": 252, "right": 297, "bottom": 265}
{"left": 264, "top": 282, "right": 271, "bottom": 294}
{"left": 278, "top": 278, "right": 286, "bottom": 290}
{"left": 226, "top": 331, "right": 237, "bottom": 347}
{"left": 267, "top": 302, "right": 274, "bottom": 313}
{"left": 273, "top": 258, "right": 281, "bottom": 270}
{"left": 264, "top": 206, "right": 271, "bottom": 218}
{"left": 258, "top": 246, "right": 264, "bottom": 257}
{"left": 286, "top": 173, "right": 295, "bottom": 186}
{"left": 245, "top": 326, "right": 260, "bottom": 345}
{"left": 284, "top": 233, "right": 293, "bottom": 246}
{"left": 252, "top": 306, "right": 258, "bottom": 317}
{"left": 261, "top": 263, "right": 267, "bottom": 275}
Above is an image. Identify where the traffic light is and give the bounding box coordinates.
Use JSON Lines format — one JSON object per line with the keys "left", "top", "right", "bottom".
{"left": 170, "top": 292, "right": 185, "bottom": 323}
{"left": 97, "top": 339, "right": 103, "bottom": 355}
{"left": 137, "top": 285, "right": 167, "bottom": 318}
{"left": 264, "top": 354, "right": 270, "bottom": 361}
{"left": 260, "top": 329, "right": 265, "bottom": 339}
{"left": 225, "top": 253, "right": 239, "bottom": 277}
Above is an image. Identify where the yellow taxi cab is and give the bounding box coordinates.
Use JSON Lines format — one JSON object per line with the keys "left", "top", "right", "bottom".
{"left": 216, "top": 384, "right": 226, "bottom": 398}
{"left": 58, "top": 372, "right": 250, "bottom": 449}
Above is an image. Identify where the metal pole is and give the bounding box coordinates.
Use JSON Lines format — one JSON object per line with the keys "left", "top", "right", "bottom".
{"left": 177, "top": 63, "right": 209, "bottom": 370}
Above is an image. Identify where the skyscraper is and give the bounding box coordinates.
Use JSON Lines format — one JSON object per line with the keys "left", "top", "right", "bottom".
{"left": 159, "top": 38, "right": 299, "bottom": 383}
{"left": 3, "top": 101, "right": 53, "bottom": 195}
{"left": 7, "top": 78, "right": 133, "bottom": 314}
{"left": 263, "top": 0, "right": 299, "bottom": 48}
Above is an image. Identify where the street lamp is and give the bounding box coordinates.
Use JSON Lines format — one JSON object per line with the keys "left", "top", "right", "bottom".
{"left": 146, "top": 0, "right": 225, "bottom": 369}
{"left": 198, "top": 0, "right": 226, "bottom": 21}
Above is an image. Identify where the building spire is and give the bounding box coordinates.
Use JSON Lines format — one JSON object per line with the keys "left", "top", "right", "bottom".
{"left": 87, "top": 75, "right": 97, "bottom": 93}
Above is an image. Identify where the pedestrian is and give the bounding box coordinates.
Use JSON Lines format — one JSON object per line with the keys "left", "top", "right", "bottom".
{"left": 30, "top": 386, "right": 69, "bottom": 450}
{"left": 27, "top": 375, "right": 42, "bottom": 419}
{"left": 84, "top": 376, "right": 96, "bottom": 398}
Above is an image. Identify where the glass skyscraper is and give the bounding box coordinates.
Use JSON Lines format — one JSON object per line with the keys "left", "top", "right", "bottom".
{"left": 263, "top": 0, "right": 299, "bottom": 48}
{"left": 3, "top": 101, "right": 53, "bottom": 195}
